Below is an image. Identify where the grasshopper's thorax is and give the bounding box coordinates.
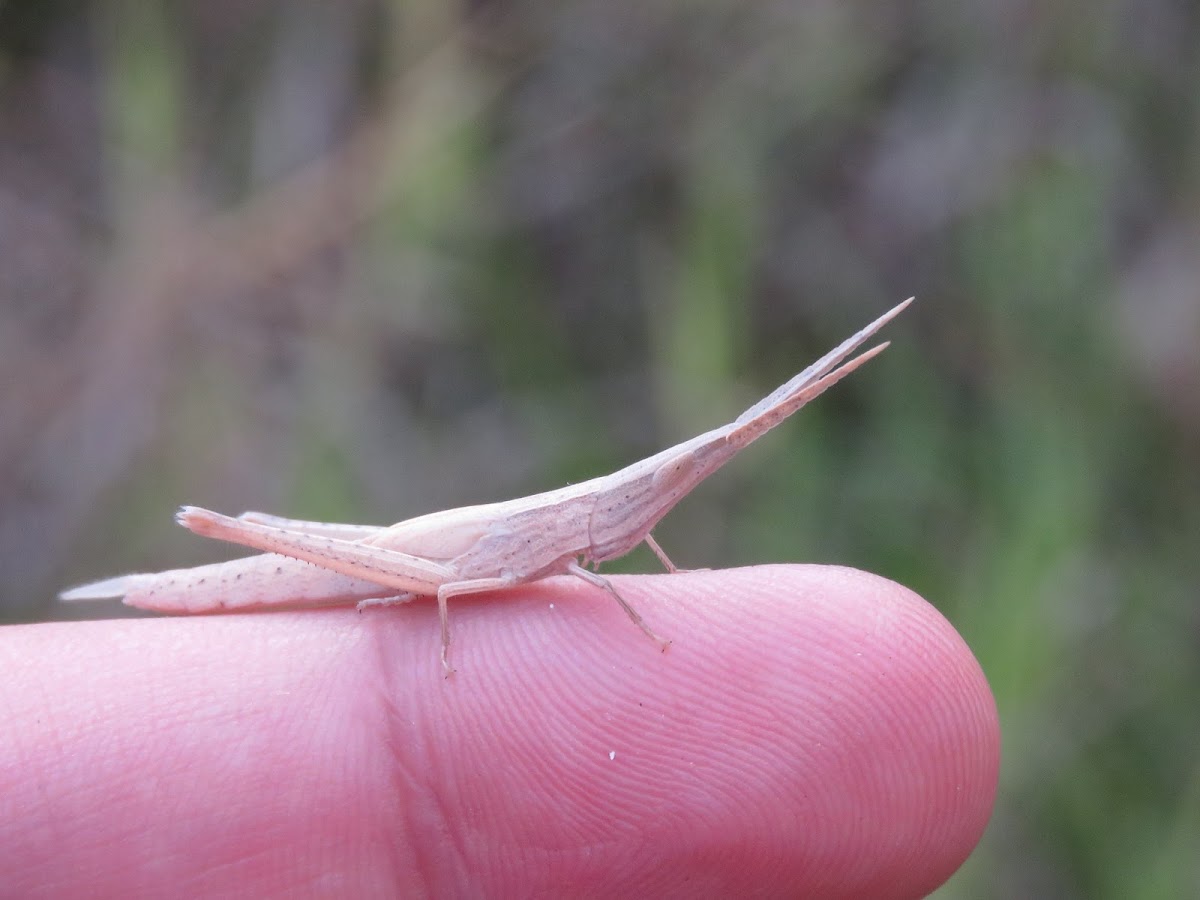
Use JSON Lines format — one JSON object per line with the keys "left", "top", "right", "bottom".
{"left": 437, "top": 489, "right": 596, "bottom": 582}
{"left": 585, "top": 428, "right": 737, "bottom": 563}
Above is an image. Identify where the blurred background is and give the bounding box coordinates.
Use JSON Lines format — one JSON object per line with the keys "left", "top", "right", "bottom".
{"left": 2, "top": 1, "right": 1198, "bottom": 895}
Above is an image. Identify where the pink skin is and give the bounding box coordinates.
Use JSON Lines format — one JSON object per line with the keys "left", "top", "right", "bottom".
{"left": 1, "top": 565, "right": 998, "bottom": 898}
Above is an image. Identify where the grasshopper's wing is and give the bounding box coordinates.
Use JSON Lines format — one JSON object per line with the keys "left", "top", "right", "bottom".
{"left": 60, "top": 553, "right": 400, "bottom": 612}
{"left": 237, "top": 512, "right": 385, "bottom": 540}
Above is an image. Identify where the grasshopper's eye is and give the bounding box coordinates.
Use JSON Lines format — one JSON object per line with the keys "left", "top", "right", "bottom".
{"left": 651, "top": 451, "right": 698, "bottom": 493}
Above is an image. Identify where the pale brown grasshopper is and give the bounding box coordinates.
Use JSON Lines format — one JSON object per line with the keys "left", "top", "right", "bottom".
{"left": 63, "top": 298, "right": 912, "bottom": 672}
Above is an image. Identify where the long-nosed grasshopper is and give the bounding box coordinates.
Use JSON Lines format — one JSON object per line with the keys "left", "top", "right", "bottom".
{"left": 63, "top": 298, "right": 911, "bottom": 672}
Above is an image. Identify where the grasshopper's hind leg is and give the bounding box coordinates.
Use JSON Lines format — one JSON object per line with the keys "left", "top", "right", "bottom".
{"left": 357, "top": 593, "right": 418, "bottom": 610}
{"left": 177, "top": 506, "right": 455, "bottom": 594}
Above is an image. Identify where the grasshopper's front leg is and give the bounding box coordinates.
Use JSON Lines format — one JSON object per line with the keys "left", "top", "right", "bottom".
{"left": 643, "top": 533, "right": 678, "bottom": 572}
{"left": 567, "top": 562, "right": 670, "bottom": 650}
{"left": 642, "top": 533, "right": 710, "bottom": 575}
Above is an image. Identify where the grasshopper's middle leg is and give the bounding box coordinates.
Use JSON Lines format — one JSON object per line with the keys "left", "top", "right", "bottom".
{"left": 436, "top": 577, "right": 518, "bottom": 675}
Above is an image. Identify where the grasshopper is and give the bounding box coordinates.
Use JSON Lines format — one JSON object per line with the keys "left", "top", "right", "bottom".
{"left": 63, "top": 298, "right": 912, "bottom": 672}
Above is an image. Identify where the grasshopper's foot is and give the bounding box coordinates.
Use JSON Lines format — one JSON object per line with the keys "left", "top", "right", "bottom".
{"left": 356, "top": 593, "right": 416, "bottom": 612}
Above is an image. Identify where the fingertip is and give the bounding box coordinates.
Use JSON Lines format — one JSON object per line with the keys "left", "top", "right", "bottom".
{"left": 640, "top": 564, "right": 1000, "bottom": 896}
{"left": 5, "top": 564, "right": 998, "bottom": 898}
{"left": 436, "top": 564, "right": 998, "bottom": 897}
